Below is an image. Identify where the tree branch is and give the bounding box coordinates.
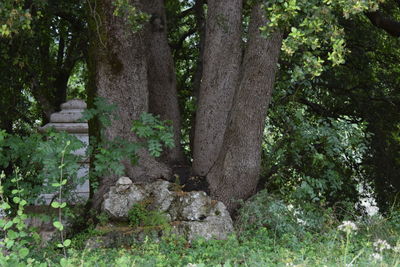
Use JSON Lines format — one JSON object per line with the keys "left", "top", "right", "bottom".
{"left": 298, "top": 97, "right": 362, "bottom": 124}
{"left": 365, "top": 11, "right": 400, "bottom": 37}
{"left": 169, "top": 28, "right": 197, "bottom": 50}
{"left": 54, "top": 11, "right": 85, "bottom": 31}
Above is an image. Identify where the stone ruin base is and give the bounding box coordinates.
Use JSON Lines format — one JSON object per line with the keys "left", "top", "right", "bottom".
{"left": 84, "top": 177, "right": 234, "bottom": 248}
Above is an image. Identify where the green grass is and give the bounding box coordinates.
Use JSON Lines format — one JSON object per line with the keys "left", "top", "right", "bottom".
{"left": 5, "top": 214, "right": 398, "bottom": 267}
{"left": 1, "top": 191, "right": 399, "bottom": 267}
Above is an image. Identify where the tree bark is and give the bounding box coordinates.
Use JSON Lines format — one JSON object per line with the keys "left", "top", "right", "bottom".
{"left": 141, "top": 0, "right": 185, "bottom": 165}
{"left": 192, "top": 0, "right": 243, "bottom": 176}
{"left": 206, "top": 4, "right": 283, "bottom": 212}
{"left": 87, "top": 0, "right": 170, "bottom": 209}
{"left": 189, "top": 0, "right": 206, "bottom": 155}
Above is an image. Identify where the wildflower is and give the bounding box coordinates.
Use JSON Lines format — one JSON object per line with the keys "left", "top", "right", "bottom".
{"left": 371, "top": 253, "right": 383, "bottom": 261}
{"left": 338, "top": 221, "right": 358, "bottom": 233}
{"left": 373, "top": 239, "right": 391, "bottom": 252}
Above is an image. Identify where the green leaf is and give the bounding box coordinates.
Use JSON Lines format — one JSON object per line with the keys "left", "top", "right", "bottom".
{"left": 60, "top": 202, "right": 67, "bottom": 208}
{"left": 4, "top": 220, "right": 13, "bottom": 230}
{"left": 63, "top": 239, "right": 71, "bottom": 247}
{"left": 18, "top": 247, "right": 29, "bottom": 258}
{"left": 53, "top": 221, "right": 64, "bottom": 231}
{"left": 7, "top": 230, "right": 18, "bottom": 240}
{"left": 51, "top": 202, "right": 60, "bottom": 208}
{"left": 60, "top": 258, "right": 69, "bottom": 267}
{"left": 13, "top": 196, "right": 20, "bottom": 204}
{"left": 0, "top": 202, "right": 11, "bottom": 210}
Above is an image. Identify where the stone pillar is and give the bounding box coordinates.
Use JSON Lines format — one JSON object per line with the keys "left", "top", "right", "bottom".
{"left": 40, "top": 99, "right": 89, "bottom": 204}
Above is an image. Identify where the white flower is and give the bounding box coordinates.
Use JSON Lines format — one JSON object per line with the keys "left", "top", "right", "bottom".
{"left": 338, "top": 221, "right": 358, "bottom": 233}
{"left": 371, "top": 253, "right": 383, "bottom": 261}
{"left": 373, "top": 239, "right": 391, "bottom": 252}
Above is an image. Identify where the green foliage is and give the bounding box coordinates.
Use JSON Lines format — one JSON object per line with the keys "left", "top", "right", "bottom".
{"left": 0, "top": 172, "right": 41, "bottom": 265}
{"left": 81, "top": 97, "right": 117, "bottom": 127}
{"left": 0, "top": 97, "right": 175, "bottom": 208}
{"left": 263, "top": 93, "right": 369, "bottom": 206}
{"left": 0, "top": 0, "right": 87, "bottom": 135}
{"left": 0, "top": 130, "right": 85, "bottom": 204}
{"left": 83, "top": 98, "right": 174, "bottom": 181}
{"left": 112, "top": 0, "right": 150, "bottom": 32}
{"left": 50, "top": 140, "right": 73, "bottom": 256}
{"left": 67, "top": 61, "right": 87, "bottom": 100}
{"left": 236, "top": 191, "right": 332, "bottom": 239}
{"left": 132, "top": 112, "right": 175, "bottom": 157}
{"left": 37, "top": 131, "right": 85, "bottom": 201}
{"left": 128, "top": 203, "right": 147, "bottom": 227}
{"left": 82, "top": 98, "right": 140, "bottom": 179}
{"left": 70, "top": 226, "right": 105, "bottom": 250}
{"left": 7, "top": 207, "right": 400, "bottom": 266}
{"left": 90, "top": 136, "right": 140, "bottom": 178}
{"left": 0, "top": 0, "right": 35, "bottom": 37}
{"left": 96, "top": 212, "right": 110, "bottom": 226}
{"left": 262, "top": 0, "right": 383, "bottom": 82}
{"left": 0, "top": 187, "right": 399, "bottom": 266}
{"left": 128, "top": 202, "right": 169, "bottom": 228}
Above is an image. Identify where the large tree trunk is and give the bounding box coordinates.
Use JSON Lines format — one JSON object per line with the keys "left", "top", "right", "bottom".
{"left": 206, "top": 4, "right": 283, "bottom": 212}
{"left": 189, "top": 0, "right": 206, "bottom": 156}
{"left": 141, "top": 0, "right": 185, "bottom": 165}
{"left": 87, "top": 0, "right": 170, "bottom": 209}
{"left": 192, "top": 0, "right": 243, "bottom": 176}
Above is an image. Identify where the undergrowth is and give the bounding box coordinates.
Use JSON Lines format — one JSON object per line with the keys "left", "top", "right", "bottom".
{"left": 1, "top": 192, "right": 399, "bottom": 266}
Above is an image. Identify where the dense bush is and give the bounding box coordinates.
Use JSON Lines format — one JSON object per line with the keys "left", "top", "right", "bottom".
{"left": 235, "top": 191, "right": 332, "bottom": 240}
{"left": 0, "top": 129, "right": 85, "bottom": 204}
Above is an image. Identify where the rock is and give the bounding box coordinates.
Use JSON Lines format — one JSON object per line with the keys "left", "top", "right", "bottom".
{"left": 169, "top": 191, "right": 210, "bottom": 221}
{"left": 101, "top": 177, "right": 234, "bottom": 241}
{"left": 116, "top": 177, "right": 133, "bottom": 193}
{"left": 102, "top": 184, "right": 147, "bottom": 219}
{"left": 143, "top": 180, "right": 174, "bottom": 212}
{"left": 174, "top": 218, "right": 233, "bottom": 241}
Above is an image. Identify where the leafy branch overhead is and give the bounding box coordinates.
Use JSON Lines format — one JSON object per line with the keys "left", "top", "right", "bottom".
{"left": 263, "top": 0, "right": 386, "bottom": 81}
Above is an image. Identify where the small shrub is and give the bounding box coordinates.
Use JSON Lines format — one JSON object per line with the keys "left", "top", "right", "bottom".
{"left": 236, "top": 190, "right": 332, "bottom": 239}
{"left": 96, "top": 212, "right": 110, "bottom": 226}
{"left": 128, "top": 203, "right": 148, "bottom": 227}
{"left": 128, "top": 202, "right": 170, "bottom": 229}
